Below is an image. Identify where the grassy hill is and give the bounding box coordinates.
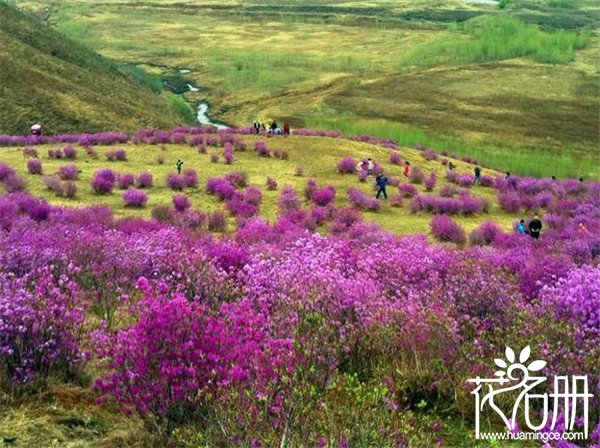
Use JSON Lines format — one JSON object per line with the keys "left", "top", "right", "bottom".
{"left": 0, "top": 2, "right": 194, "bottom": 135}
{"left": 13, "top": 0, "right": 598, "bottom": 178}
{"left": 0, "top": 131, "right": 533, "bottom": 236}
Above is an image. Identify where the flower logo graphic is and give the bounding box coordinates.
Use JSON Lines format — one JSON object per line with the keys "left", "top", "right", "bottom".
{"left": 467, "top": 345, "right": 592, "bottom": 439}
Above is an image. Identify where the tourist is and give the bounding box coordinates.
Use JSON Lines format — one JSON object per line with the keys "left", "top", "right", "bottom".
{"left": 375, "top": 173, "right": 388, "bottom": 199}
{"left": 253, "top": 120, "right": 260, "bottom": 135}
{"left": 269, "top": 121, "right": 278, "bottom": 133}
{"left": 403, "top": 161, "right": 410, "bottom": 177}
{"left": 528, "top": 216, "right": 542, "bottom": 239}
{"left": 367, "top": 158, "right": 374, "bottom": 175}
{"left": 283, "top": 123, "right": 290, "bottom": 136}
{"left": 448, "top": 162, "right": 456, "bottom": 171}
{"left": 30, "top": 123, "right": 42, "bottom": 136}
{"left": 176, "top": 159, "right": 184, "bottom": 174}
{"left": 516, "top": 219, "right": 527, "bottom": 234}
{"left": 505, "top": 171, "right": 511, "bottom": 178}
{"left": 474, "top": 166, "right": 481, "bottom": 184}
{"left": 260, "top": 123, "right": 266, "bottom": 133}
{"left": 577, "top": 222, "right": 588, "bottom": 235}
{"left": 356, "top": 159, "right": 369, "bottom": 174}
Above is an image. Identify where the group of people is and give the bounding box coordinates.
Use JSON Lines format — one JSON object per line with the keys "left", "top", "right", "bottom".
{"left": 517, "top": 217, "right": 588, "bottom": 239}
{"left": 253, "top": 120, "right": 290, "bottom": 136}
{"left": 354, "top": 158, "right": 412, "bottom": 200}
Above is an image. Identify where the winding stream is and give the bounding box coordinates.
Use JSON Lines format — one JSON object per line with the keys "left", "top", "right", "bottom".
{"left": 196, "top": 102, "right": 228, "bottom": 129}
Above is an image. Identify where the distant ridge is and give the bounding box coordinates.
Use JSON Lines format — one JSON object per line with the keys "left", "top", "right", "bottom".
{"left": 0, "top": 2, "right": 191, "bottom": 135}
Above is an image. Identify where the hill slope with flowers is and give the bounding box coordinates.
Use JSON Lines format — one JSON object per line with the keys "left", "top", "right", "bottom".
{"left": 0, "top": 126, "right": 599, "bottom": 447}
{"left": 0, "top": 127, "right": 561, "bottom": 236}
{"left": 0, "top": 2, "right": 192, "bottom": 135}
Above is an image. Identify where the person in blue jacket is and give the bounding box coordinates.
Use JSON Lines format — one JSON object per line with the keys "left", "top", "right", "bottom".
{"left": 375, "top": 173, "right": 388, "bottom": 199}
{"left": 516, "top": 219, "right": 527, "bottom": 234}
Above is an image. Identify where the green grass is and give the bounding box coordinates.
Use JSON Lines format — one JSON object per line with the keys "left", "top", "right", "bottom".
{"left": 305, "top": 116, "right": 598, "bottom": 179}
{"left": 0, "top": 135, "right": 517, "bottom": 236}
{"left": 402, "top": 16, "right": 589, "bottom": 67}
{"left": 169, "top": 95, "right": 196, "bottom": 123}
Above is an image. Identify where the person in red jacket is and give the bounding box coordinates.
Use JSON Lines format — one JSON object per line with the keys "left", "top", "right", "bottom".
{"left": 283, "top": 123, "right": 290, "bottom": 136}
{"left": 403, "top": 161, "right": 410, "bottom": 177}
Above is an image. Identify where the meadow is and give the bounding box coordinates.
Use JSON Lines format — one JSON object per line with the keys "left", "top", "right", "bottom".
{"left": 13, "top": 0, "right": 600, "bottom": 178}
{"left": 0, "top": 129, "right": 518, "bottom": 235}
{"left": 0, "top": 126, "right": 599, "bottom": 447}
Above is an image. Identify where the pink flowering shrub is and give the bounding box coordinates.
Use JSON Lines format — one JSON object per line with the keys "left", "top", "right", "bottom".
{"left": 207, "top": 177, "right": 236, "bottom": 201}
{"left": 48, "top": 149, "right": 64, "bottom": 159}
{"left": 123, "top": 189, "right": 148, "bottom": 208}
{"left": 223, "top": 143, "right": 235, "bottom": 164}
{"left": 266, "top": 177, "right": 278, "bottom": 191}
{"left": 2, "top": 173, "right": 26, "bottom": 193}
{"left": 469, "top": 220, "right": 503, "bottom": 246}
{"left": 63, "top": 145, "right": 77, "bottom": 159}
{"left": 424, "top": 172, "right": 437, "bottom": 191}
{"left": 311, "top": 186, "right": 336, "bottom": 206}
{"left": 172, "top": 194, "right": 192, "bottom": 212}
{"left": 0, "top": 269, "right": 86, "bottom": 392}
{"left": 166, "top": 173, "right": 186, "bottom": 191}
{"left": 94, "top": 289, "right": 297, "bottom": 426}
{"left": 58, "top": 164, "right": 79, "bottom": 181}
{"left": 390, "top": 194, "right": 403, "bottom": 207}
{"left": 207, "top": 210, "right": 227, "bottom": 232}
{"left": 278, "top": 186, "right": 301, "bottom": 213}
{"left": 389, "top": 151, "right": 401, "bottom": 165}
{"left": 411, "top": 193, "right": 488, "bottom": 215}
{"left": 27, "top": 158, "right": 43, "bottom": 175}
{"left": 439, "top": 184, "right": 459, "bottom": 197}
{"left": 255, "top": 141, "right": 270, "bottom": 157}
{"left": 183, "top": 169, "right": 199, "bottom": 188}
{"left": 347, "top": 187, "right": 380, "bottom": 211}
{"left": 398, "top": 183, "right": 419, "bottom": 198}
{"left": 136, "top": 172, "right": 154, "bottom": 189}
{"left": 479, "top": 174, "right": 494, "bottom": 187}
{"left": 457, "top": 174, "right": 474, "bottom": 188}
{"left": 422, "top": 149, "right": 437, "bottom": 161}
{"left": 337, "top": 157, "right": 356, "bottom": 174}
{"left": 224, "top": 172, "right": 247, "bottom": 188}
{"left": 409, "top": 167, "right": 425, "bottom": 184}
{"left": 106, "top": 148, "right": 127, "bottom": 161}
{"left": 22, "top": 147, "right": 38, "bottom": 158}
{"left": 430, "top": 215, "right": 466, "bottom": 245}
{"left": 92, "top": 169, "right": 116, "bottom": 194}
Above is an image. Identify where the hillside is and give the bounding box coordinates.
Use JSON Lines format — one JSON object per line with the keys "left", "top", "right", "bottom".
{"left": 0, "top": 127, "right": 599, "bottom": 447}
{"left": 0, "top": 2, "right": 193, "bottom": 135}
{"left": 15, "top": 0, "right": 598, "bottom": 177}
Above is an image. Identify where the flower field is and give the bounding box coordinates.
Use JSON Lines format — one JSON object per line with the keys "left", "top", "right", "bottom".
{"left": 0, "top": 127, "right": 599, "bottom": 447}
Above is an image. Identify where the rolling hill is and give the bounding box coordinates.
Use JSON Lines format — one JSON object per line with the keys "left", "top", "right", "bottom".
{"left": 0, "top": 1, "right": 193, "bottom": 135}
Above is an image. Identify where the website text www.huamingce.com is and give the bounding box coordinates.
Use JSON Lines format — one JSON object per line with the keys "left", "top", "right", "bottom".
{"left": 478, "top": 431, "right": 585, "bottom": 444}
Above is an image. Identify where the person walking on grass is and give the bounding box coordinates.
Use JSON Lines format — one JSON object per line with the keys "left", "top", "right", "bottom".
{"left": 376, "top": 173, "right": 388, "bottom": 199}
{"left": 176, "top": 159, "right": 184, "bottom": 174}
{"left": 403, "top": 161, "right": 410, "bottom": 177}
{"left": 516, "top": 219, "right": 527, "bottom": 235}
{"left": 283, "top": 123, "right": 290, "bottom": 136}
{"left": 474, "top": 166, "right": 481, "bottom": 185}
{"left": 528, "top": 216, "right": 542, "bottom": 239}
{"left": 253, "top": 120, "right": 260, "bottom": 135}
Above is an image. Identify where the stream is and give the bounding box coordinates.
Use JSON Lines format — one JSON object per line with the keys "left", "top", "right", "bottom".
{"left": 196, "top": 102, "right": 228, "bottom": 129}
